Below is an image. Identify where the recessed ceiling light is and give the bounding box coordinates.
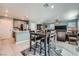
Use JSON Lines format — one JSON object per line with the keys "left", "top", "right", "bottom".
{"left": 51, "top": 5, "right": 54, "bottom": 8}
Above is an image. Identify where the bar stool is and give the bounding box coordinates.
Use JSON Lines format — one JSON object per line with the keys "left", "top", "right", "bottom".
{"left": 39, "top": 30, "right": 48, "bottom": 56}
{"left": 48, "top": 30, "right": 57, "bottom": 55}
{"left": 68, "top": 33, "right": 78, "bottom": 45}
{"left": 29, "top": 30, "right": 41, "bottom": 55}
{"left": 39, "top": 30, "right": 56, "bottom": 56}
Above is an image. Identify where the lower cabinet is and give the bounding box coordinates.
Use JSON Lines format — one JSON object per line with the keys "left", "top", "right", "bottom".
{"left": 14, "top": 31, "right": 30, "bottom": 43}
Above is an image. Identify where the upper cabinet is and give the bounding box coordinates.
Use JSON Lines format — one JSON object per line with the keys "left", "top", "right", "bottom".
{"left": 13, "top": 18, "right": 29, "bottom": 31}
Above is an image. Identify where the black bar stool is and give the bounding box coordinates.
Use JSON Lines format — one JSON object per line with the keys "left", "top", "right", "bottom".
{"left": 39, "top": 30, "right": 49, "bottom": 56}
{"left": 40, "top": 30, "right": 56, "bottom": 56}
{"left": 48, "top": 30, "right": 57, "bottom": 56}
{"left": 29, "top": 30, "right": 40, "bottom": 55}
{"left": 29, "top": 30, "right": 44, "bottom": 55}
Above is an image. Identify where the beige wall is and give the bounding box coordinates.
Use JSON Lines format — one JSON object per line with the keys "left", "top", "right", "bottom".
{"left": 0, "top": 18, "right": 13, "bottom": 39}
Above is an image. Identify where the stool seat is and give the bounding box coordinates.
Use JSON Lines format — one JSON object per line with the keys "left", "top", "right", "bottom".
{"left": 68, "top": 36, "right": 78, "bottom": 45}
{"left": 69, "top": 37, "right": 77, "bottom": 40}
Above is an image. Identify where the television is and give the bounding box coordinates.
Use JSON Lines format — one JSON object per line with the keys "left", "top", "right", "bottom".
{"left": 55, "top": 25, "right": 67, "bottom": 30}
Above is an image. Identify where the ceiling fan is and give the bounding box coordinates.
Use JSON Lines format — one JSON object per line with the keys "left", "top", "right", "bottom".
{"left": 53, "top": 19, "right": 62, "bottom": 24}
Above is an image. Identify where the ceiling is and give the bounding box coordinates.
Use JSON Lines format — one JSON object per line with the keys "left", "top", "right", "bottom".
{"left": 0, "top": 3, "right": 79, "bottom": 23}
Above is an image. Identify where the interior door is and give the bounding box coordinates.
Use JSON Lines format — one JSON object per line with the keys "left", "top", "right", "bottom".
{"left": 0, "top": 18, "right": 13, "bottom": 39}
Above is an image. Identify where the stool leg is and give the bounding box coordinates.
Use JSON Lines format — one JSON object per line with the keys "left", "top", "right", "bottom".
{"left": 34, "top": 42, "right": 36, "bottom": 55}
{"left": 36, "top": 42, "right": 38, "bottom": 48}
{"left": 40, "top": 40, "right": 42, "bottom": 55}
{"left": 76, "top": 41, "right": 78, "bottom": 45}
{"left": 34, "top": 37, "right": 36, "bottom": 55}
{"left": 69, "top": 39, "right": 70, "bottom": 44}
{"left": 48, "top": 40, "right": 50, "bottom": 56}
{"left": 30, "top": 39, "right": 32, "bottom": 51}
{"left": 44, "top": 39, "right": 47, "bottom": 56}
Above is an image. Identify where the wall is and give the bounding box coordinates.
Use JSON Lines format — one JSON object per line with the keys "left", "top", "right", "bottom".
{"left": 77, "top": 19, "right": 79, "bottom": 32}
{"left": 0, "top": 17, "right": 13, "bottom": 39}
{"left": 29, "top": 21, "right": 37, "bottom": 31}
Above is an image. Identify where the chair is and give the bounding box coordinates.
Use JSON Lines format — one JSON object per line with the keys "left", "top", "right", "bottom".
{"left": 29, "top": 30, "right": 41, "bottom": 55}
{"left": 68, "top": 31, "right": 78, "bottom": 45}
{"left": 40, "top": 30, "right": 57, "bottom": 56}
{"left": 39, "top": 30, "right": 49, "bottom": 56}
{"left": 48, "top": 30, "right": 57, "bottom": 55}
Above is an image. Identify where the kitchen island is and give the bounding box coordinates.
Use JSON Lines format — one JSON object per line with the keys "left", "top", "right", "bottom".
{"left": 13, "top": 30, "right": 30, "bottom": 44}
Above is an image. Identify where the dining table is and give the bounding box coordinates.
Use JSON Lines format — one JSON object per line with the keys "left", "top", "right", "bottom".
{"left": 30, "top": 31, "right": 49, "bottom": 55}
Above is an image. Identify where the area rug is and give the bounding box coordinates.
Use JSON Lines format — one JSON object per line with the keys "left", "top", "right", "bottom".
{"left": 21, "top": 47, "right": 62, "bottom": 56}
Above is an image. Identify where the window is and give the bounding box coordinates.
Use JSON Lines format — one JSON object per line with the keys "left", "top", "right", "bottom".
{"left": 30, "top": 23, "right": 36, "bottom": 31}
{"left": 68, "top": 22, "right": 76, "bottom": 28}
{"left": 47, "top": 24, "right": 55, "bottom": 29}
{"left": 67, "top": 21, "right": 76, "bottom": 32}
{"left": 78, "top": 21, "right": 79, "bottom": 31}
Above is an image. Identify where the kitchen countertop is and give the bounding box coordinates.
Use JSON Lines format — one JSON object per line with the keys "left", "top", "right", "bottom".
{"left": 13, "top": 30, "right": 29, "bottom": 33}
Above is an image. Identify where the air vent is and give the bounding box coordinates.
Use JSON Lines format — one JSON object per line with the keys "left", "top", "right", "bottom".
{"left": 43, "top": 3, "right": 49, "bottom": 8}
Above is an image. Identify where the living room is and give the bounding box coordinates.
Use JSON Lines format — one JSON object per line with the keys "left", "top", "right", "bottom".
{"left": 0, "top": 3, "right": 79, "bottom": 56}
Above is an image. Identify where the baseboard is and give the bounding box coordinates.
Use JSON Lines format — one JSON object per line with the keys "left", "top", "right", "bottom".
{"left": 16, "top": 40, "right": 29, "bottom": 44}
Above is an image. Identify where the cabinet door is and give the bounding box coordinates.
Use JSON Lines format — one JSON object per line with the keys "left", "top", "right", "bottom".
{"left": 0, "top": 18, "right": 13, "bottom": 39}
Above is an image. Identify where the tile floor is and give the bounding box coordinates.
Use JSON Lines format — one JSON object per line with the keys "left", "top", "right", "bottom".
{"left": 0, "top": 38, "right": 79, "bottom": 56}
{"left": 0, "top": 38, "right": 30, "bottom": 56}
